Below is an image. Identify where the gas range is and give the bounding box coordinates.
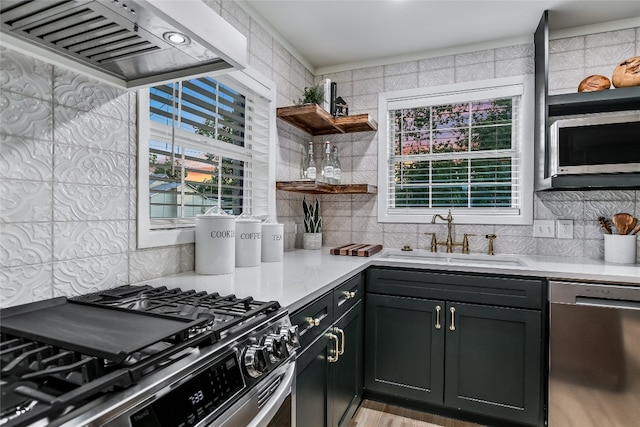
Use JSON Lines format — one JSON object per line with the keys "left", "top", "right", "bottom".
{"left": 0, "top": 285, "right": 299, "bottom": 427}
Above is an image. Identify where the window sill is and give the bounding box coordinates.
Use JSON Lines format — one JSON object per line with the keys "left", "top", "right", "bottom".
{"left": 137, "top": 227, "right": 195, "bottom": 249}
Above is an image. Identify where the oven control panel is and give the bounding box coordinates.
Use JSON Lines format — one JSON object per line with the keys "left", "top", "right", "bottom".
{"left": 129, "top": 352, "right": 244, "bottom": 427}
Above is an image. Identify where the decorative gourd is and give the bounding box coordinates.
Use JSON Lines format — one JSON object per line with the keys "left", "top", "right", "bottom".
{"left": 578, "top": 75, "right": 611, "bottom": 92}
{"left": 612, "top": 56, "right": 640, "bottom": 88}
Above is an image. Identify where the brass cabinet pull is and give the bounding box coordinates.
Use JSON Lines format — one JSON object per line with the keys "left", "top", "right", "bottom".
{"left": 306, "top": 317, "right": 320, "bottom": 327}
{"left": 435, "top": 305, "right": 442, "bottom": 329}
{"left": 327, "top": 333, "right": 339, "bottom": 362}
{"left": 334, "top": 327, "right": 345, "bottom": 355}
{"left": 449, "top": 306, "right": 456, "bottom": 331}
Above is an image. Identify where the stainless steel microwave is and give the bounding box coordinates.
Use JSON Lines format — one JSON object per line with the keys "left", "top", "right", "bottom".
{"left": 549, "top": 111, "right": 640, "bottom": 176}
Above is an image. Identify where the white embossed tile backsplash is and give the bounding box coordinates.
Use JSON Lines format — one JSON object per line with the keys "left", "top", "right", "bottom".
{"left": 2, "top": 21, "right": 639, "bottom": 308}
{"left": 0, "top": 46, "right": 191, "bottom": 307}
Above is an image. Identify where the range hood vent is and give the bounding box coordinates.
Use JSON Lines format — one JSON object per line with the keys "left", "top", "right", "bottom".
{"left": 0, "top": 0, "right": 247, "bottom": 89}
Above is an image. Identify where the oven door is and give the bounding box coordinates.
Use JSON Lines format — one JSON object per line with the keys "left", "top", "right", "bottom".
{"left": 214, "top": 355, "right": 296, "bottom": 427}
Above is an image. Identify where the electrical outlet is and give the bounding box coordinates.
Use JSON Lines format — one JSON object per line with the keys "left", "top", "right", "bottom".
{"left": 533, "top": 220, "right": 555, "bottom": 238}
{"left": 557, "top": 219, "right": 573, "bottom": 239}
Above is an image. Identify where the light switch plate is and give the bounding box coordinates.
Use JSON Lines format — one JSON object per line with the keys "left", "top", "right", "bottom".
{"left": 533, "top": 219, "right": 555, "bottom": 238}
{"left": 557, "top": 219, "right": 573, "bottom": 239}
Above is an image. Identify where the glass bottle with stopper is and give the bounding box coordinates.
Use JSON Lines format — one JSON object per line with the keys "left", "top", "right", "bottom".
{"left": 300, "top": 145, "right": 309, "bottom": 179}
{"left": 321, "top": 140, "right": 334, "bottom": 183}
{"left": 306, "top": 141, "right": 317, "bottom": 181}
{"left": 331, "top": 145, "right": 341, "bottom": 184}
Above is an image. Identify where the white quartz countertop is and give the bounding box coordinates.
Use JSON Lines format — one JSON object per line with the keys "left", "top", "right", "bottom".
{"left": 138, "top": 248, "right": 640, "bottom": 313}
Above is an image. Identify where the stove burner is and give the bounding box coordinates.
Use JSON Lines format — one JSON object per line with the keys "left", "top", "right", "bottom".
{"left": 0, "top": 285, "right": 282, "bottom": 427}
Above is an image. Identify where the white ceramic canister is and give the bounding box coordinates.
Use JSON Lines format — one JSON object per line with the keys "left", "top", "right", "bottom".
{"left": 195, "top": 207, "right": 236, "bottom": 275}
{"left": 261, "top": 220, "right": 284, "bottom": 262}
{"left": 235, "top": 213, "right": 262, "bottom": 267}
{"left": 604, "top": 234, "right": 637, "bottom": 264}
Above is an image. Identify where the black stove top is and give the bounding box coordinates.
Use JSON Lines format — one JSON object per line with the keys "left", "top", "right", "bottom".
{"left": 0, "top": 285, "right": 283, "bottom": 427}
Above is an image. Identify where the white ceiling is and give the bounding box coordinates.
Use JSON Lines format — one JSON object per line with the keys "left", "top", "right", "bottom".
{"left": 240, "top": 0, "right": 640, "bottom": 73}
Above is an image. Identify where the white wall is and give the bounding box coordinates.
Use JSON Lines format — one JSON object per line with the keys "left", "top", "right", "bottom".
{"left": 0, "top": 0, "right": 313, "bottom": 307}
{"left": 1, "top": 0, "right": 637, "bottom": 307}
{"left": 277, "top": 27, "right": 640, "bottom": 261}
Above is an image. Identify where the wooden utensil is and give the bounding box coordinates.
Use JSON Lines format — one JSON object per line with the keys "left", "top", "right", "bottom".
{"left": 611, "top": 212, "right": 635, "bottom": 235}
{"left": 598, "top": 216, "right": 612, "bottom": 234}
{"left": 631, "top": 221, "right": 640, "bottom": 236}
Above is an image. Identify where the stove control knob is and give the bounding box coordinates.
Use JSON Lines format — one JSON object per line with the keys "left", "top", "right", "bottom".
{"left": 263, "top": 334, "right": 289, "bottom": 362}
{"left": 280, "top": 325, "right": 301, "bottom": 351}
{"left": 244, "top": 345, "right": 270, "bottom": 378}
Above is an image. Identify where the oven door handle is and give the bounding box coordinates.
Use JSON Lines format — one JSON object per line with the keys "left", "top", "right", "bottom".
{"left": 247, "top": 360, "right": 296, "bottom": 427}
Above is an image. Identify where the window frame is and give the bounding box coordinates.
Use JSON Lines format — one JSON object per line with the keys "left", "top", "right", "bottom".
{"left": 377, "top": 75, "right": 534, "bottom": 225}
{"left": 137, "top": 67, "right": 277, "bottom": 248}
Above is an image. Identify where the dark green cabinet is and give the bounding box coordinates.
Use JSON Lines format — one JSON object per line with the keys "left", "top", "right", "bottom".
{"left": 296, "top": 327, "right": 331, "bottom": 427}
{"left": 293, "top": 274, "right": 364, "bottom": 427}
{"left": 365, "top": 268, "right": 544, "bottom": 426}
{"left": 365, "top": 294, "right": 444, "bottom": 404}
{"left": 444, "top": 302, "right": 541, "bottom": 425}
{"left": 330, "top": 301, "right": 363, "bottom": 427}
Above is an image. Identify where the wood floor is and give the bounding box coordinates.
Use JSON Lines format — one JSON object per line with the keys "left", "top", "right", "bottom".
{"left": 348, "top": 400, "right": 486, "bottom": 427}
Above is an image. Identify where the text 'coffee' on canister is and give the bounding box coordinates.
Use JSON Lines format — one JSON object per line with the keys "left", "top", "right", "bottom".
{"left": 235, "top": 213, "right": 261, "bottom": 267}
{"left": 195, "top": 206, "right": 236, "bottom": 275}
{"left": 261, "top": 221, "right": 284, "bottom": 262}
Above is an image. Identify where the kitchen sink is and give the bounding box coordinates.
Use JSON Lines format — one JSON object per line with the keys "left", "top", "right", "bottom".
{"left": 381, "top": 249, "right": 527, "bottom": 268}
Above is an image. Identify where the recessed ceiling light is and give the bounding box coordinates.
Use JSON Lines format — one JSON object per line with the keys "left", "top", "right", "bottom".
{"left": 163, "top": 32, "right": 190, "bottom": 46}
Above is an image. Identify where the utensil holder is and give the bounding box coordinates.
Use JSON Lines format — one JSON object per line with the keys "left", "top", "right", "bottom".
{"left": 604, "top": 234, "right": 637, "bottom": 264}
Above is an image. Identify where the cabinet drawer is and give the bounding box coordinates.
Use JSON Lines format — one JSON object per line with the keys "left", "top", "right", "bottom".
{"left": 334, "top": 273, "right": 363, "bottom": 320}
{"left": 366, "top": 267, "right": 543, "bottom": 310}
{"left": 291, "top": 291, "right": 334, "bottom": 350}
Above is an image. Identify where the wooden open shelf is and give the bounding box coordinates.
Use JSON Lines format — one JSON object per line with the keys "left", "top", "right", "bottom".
{"left": 276, "top": 181, "right": 377, "bottom": 194}
{"left": 277, "top": 104, "right": 378, "bottom": 135}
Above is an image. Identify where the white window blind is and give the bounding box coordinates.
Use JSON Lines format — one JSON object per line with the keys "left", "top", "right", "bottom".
{"left": 138, "top": 68, "right": 275, "bottom": 248}
{"left": 147, "top": 76, "right": 269, "bottom": 228}
{"left": 378, "top": 76, "right": 534, "bottom": 225}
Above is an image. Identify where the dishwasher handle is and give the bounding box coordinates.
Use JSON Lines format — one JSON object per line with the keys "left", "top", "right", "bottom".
{"left": 549, "top": 280, "right": 640, "bottom": 308}
{"left": 575, "top": 296, "right": 640, "bottom": 311}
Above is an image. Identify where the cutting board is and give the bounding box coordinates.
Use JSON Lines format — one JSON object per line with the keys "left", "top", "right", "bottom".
{"left": 330, "top": 243, "right": 383, "bottom": 257}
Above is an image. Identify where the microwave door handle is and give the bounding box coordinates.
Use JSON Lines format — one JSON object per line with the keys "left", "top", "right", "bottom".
{"left": 548, "top": 121, "right": 560, "bottom": 177}
{"left": 247, "top": 360, "right": 296, "bottom": 427}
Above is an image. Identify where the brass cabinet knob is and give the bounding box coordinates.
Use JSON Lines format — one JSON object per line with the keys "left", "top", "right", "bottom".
{"left": 343, "top": 291, "right": 356, "bottom": 299}
{"left": 307, "top": 317, "right": 320, "bottom": 327}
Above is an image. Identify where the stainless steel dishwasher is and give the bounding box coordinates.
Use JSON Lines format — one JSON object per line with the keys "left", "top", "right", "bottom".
{"left": 549, "top": 280, "right": 640, "bottom": 427}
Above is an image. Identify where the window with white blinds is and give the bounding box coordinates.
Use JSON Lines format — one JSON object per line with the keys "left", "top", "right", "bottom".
{"left": 377, "top": 76, "right": 534, "bottom": 224}
{"left": 138, "top": 68, "right": 275, "bottom": 248}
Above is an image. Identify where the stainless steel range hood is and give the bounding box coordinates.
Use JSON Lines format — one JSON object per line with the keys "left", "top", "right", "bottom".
{"left": 0, "top": 0, "right": 247, "bottom": 89}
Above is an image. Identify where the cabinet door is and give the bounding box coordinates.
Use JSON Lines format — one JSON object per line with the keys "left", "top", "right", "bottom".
{"left": 444, "top": 302, "right": 542, "bottom": 426}
{"left": 296, "top": 331, "right": 333, "bottom": 427}
{"left": 365, "top": 294, "right": 445, "bottom": 404}
{"left": 332, "top": 301, "right": 363, "bottom": 427}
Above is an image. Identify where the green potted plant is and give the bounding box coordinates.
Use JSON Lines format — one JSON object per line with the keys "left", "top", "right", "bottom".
{"left": 302, "top": 196, "right": 322, "bottom": 250}
{"left": 298, "top": 84, "right": 324, "bottom": 106}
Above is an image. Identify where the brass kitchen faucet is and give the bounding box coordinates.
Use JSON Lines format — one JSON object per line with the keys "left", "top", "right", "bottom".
{"left": 428, "top": 210, "right": 472, "bottom": 253}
